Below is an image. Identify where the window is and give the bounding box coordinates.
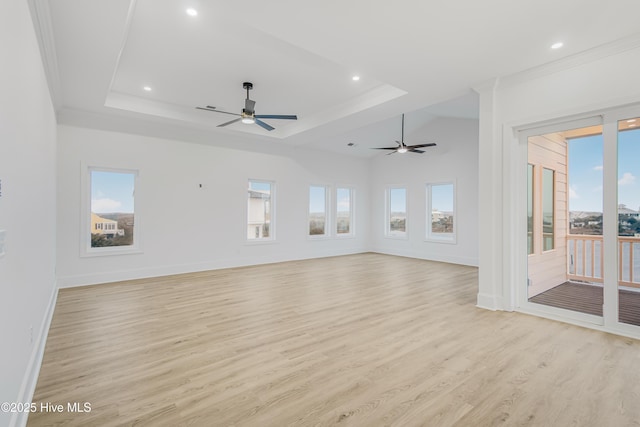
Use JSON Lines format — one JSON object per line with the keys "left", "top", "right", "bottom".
{"left": 386, "top": 187, "right": 407, "bottom": 237}
{"left": 309, "top": 185, "right": 328, "bottom": 236}
{"left": 247, "top": 180, "right": 274, "bottom": 241}
{"left": 542, "top": 168, "right": 554, "bottom": 251}
{"left": 336, "top": 187, "right": 354, "bottom": 236}
{"left": 86, "top": 168, "right": 139, "bottom": 254}
{"left": 426, "top": 182, "right": 456, "bottom": 243}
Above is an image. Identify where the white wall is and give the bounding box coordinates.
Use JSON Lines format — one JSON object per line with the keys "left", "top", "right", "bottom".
{"left": 370, "top": 117, "right": 479, "bottom": 266}
{"left": 0, "top": 1, "right": 58, "bottom": 426}
{"left": 476, "top": 45, "right": 640, "bottom": 312}
{"left": 56, "top": 125, "right": 371, "bottom": 287}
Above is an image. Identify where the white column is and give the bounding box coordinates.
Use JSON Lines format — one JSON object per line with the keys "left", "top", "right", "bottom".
{"left": 474, "top": 78, "right": 505, "bottom": 310}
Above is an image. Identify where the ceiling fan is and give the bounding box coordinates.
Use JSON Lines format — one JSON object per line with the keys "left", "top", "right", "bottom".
{"left": 372, "top": 114, "right": 436, "bottom": 154}
{"left": 196, "top": 82, "right": 297, "bottom": 131}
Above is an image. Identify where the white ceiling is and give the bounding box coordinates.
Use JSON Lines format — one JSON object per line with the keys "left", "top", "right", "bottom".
{"left": 33, "top": 0, "right": 640, "bottom": 157}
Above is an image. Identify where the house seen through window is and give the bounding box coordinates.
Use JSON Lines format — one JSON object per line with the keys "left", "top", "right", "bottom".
{"left": 90, "top": 170, "right": 135, "bottom": 248}
{"left": 387, "top": 187, "right": 407, "bottom": 237}
{"left": 247, "top": 180, "right": 273, "bottom": 240}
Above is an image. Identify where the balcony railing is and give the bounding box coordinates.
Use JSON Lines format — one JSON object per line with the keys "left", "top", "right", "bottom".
{"left": 567, "top": 235, "right": 603, "bottom": 283}
{"left": 619, "top": 237, "right": 640, "bottom": 287}
{"left": 567, "top": 234, "right": 640, "bottom": 289}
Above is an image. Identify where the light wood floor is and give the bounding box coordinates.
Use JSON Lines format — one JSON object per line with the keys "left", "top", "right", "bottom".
{"left": 29, "top": 253, "right": 640, "bottom": 426}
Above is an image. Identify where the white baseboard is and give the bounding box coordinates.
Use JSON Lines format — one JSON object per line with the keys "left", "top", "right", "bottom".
{"left": 476, "top": 293, "right": 504, "bottom": 311}
{"left": 476, "top": 292, "right": 501, "bottom": 311}
{"left": 10, "top": 284, "right": 58, "bottom": 427}
{"left": 370, "top": 248, "right": 479, "bottom": 267}
{"left": 57, "top": 248, "right": 369, "bottom": 288}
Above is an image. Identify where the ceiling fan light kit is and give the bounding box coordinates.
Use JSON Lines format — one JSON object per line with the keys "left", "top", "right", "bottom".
{"left": 372, "top": 114, "right": 436, "bottom": 155}
{"left": 197, "top": 82, "right": 297, "bottom": 131}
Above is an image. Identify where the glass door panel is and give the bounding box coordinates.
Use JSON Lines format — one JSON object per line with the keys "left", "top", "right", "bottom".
{"left": 527, "top": 124, "right": 604, "bottom": 318}
{"left": 617, "top": 116, "right": 640, "bottom": 326}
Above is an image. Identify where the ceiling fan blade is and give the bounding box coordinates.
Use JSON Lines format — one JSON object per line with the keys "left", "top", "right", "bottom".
{"left": 408, "top": 143, "right": 437, "bottom": 148}
{"left": 255, "top": 114, "right": 298, "bottom": 120}
{"left": 371, "top": 147, "right": 400, "bottom": 150}
{"left": 386, "top": 151, "right": 397, "bottom": 155}
{"left": 217, "top": 118, "right": 243, "bottom": 127}
{"left": 409, "top": 149, "right": 425, "bottom": 153}
{"left": 255, "top": 119, "right": 275, "bottom": 131}
{"left": 245, "top": 99, "right": 256, "bottom": 114}
{"left": 395, "top": 140, "right": 403, "bottom": 146}
{"left": 196, "top": 106, "right": 240, "bottom": 116}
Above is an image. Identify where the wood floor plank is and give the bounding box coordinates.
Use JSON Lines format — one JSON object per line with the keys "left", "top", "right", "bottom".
{"left": 28, "top": 253, "right": 640, "bottom": 426}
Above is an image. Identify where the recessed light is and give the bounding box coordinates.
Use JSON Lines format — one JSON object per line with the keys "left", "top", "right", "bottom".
{"left": 186, "top": 8, "right": 198, "bottom": 16}
{"left": 143, "top": 86, "right": 152, "bottom": 92}
{"left": 627, "top": 119, "right": 637, "bottom": 123}
{"left": 352, "top": 75, "right": 360, "bottom": 81}
{"left": 551, "top": 42, "right": 563, "bottom": 49}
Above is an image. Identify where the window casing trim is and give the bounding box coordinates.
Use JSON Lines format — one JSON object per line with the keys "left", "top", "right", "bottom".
{"left": 308, "top": 184, "right": 330, "bottom": 239}
{"left": 80, "top": 164, "right": 142, "bottom": 257}
{"left": 385, "top": 186, "right": 408, "bottom": 239}
{"left": 335, "top": 186, "right": 355, "bottom": 238}
{"left": 426, "top": 181, "right": 457, "bottom": 244}
{"left": 246, "top": 179, "right": 276, "bottom": 243}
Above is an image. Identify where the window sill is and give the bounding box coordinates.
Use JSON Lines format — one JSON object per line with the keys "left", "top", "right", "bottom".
{"left": 245, "top": 239, "right": 278, "bottom": 246}
{"left": 308, "top": 235, "right": 331, "bottom": 241}
{"left": 81, "top": 246, "right": 143, "bottom": 258}
{"left": 425, "top": 235, "right": 457, "bottom": 245}
{"left": 385, "top": 234, "right": 408, "bottom": 240}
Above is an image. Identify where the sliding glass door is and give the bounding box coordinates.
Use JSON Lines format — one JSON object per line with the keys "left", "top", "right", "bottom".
{"left": 522, "top": 106, "right": 640, "bottom": 334}
{"left": 617, "top": 116, "right": 640, "bottom": 327}
{"left": 526, "top": 123, "right": 604, "bottom": 319}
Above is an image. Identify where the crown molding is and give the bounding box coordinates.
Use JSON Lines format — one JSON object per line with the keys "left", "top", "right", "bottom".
{"left": 499, "top": 32, "right": 640, "bottom": 89}
{"left": 27, "top": 0, "right": 62, "bottom": 110}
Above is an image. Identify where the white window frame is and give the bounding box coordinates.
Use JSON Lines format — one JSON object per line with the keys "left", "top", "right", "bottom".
{"left": 81, "top": 164, "right": 142, "bottom": 257}
{"left": 308, "top": 185, "right": 330, "bottom": 239}
{"left": 246, "top": 179, "right": 276, "bottom": 244}
{"left": 385, "top": 186, "right": 408, "bottom": 239}
{"left": 335, "top": 186, "right": 355, "bottom": 238}
{"left": 426, "top": 181, "right": 457, "bottom": 244}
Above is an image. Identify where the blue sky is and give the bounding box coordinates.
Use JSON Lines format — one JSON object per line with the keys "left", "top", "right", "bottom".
{"left": 336, "top": 188, "right": 351, "bottom": 213}
{"left": 91, "top": 171, "right": 135, "bottom": 213}
{"left": 253, "top": 183, "right": 351, "bottom": 214}
{"left": 431, "top": 184, "right": 454, "bottom": 212}
{"left": 567, "top": 134, "right": 603, "bottom": 212}
{"left": 249, "top": 181, "right": 271, "bottom": 192}
{"left": 389, "top": 188, "right": 406, "bottom": 212}
{"left": 309, "top": 186, "right": 326, "bottom": 213}
{"left": 308, "top": 187, "right": 352, "bottom": 214}
{"left": 568, "top": 127, "right": 640, "bottom": 212}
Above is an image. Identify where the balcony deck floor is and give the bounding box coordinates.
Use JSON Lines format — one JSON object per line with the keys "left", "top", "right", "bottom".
{"left": 529, "top": 281, "right": 640, "bottom": 326}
